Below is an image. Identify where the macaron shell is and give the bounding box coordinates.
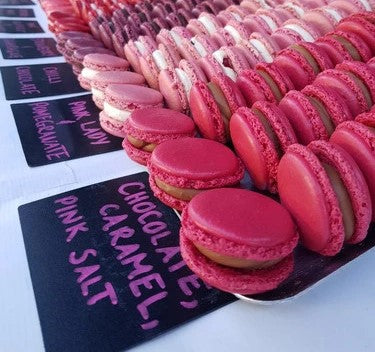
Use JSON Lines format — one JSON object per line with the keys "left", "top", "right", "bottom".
{"left": 308, "top": 141, "right": 372, "bottom": 244}
{"left": 190, "top": 80, "right": 227, "bottom": 143}
{"left": 278, "top": 144, "right": 345, "bottom": 256}
{"left": 180, "top": 233, "right": 295, "bottom": 295}
{"left": 331, "top": 121, "right": 375, "bottom": 221}
{"left": 99, "top": 111, "right": 126, "bottom": 138}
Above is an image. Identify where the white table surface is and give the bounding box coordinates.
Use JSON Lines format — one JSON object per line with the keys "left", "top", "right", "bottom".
{"left": 0, "top": 2, "right": 375, "bottom": 352}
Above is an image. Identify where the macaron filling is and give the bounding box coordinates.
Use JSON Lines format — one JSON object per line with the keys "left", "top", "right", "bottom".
{"left": 256, "top": 68, "right": 283, "bottom": 101}
{"left": 195, "top": 243, "right": 282, "bottom": 269}
{"left": 344, "top": 71, "right": 373, "bottom": 109}
{"left": 212, "top": 50, "right": 237, "bottom": 80}
{"left": 307, "top": 96, "right": 335, "bottom": 135}
{"left": 206, "top": 81, "right": 231, "bottom": 131}
{"left": 103, "top": 102, "right": 131, "bottom": 121}
{"left": 283, "top": 24, "right": 314, "bottom": 42}
{"left": 291, "top": 44, "right": 320, "bottom": 74}
{"left": 126, "top": 135, "right": 157, "bottom": 152}
{"left": 321, "top": 162, "right": 355, "bottom": 240}
{"left": 155, "top": 178, "right": 204, "bottom": 201}
{"left": 331, "top": 35, "right": 361, "bottom": 61}
{"left": 249, "top": 39, "right": 273, "bottom": 63}
{"left": 252, "top": 108, "right": 283, "bottom": 157}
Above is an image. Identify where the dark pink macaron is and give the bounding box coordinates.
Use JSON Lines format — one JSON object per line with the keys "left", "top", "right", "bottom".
{"left": 123, "top": 108, "right": 196, "bottom": 165}
{"left": 100, "top": 84, "right": 164, "bottom": 138}
{"left": 180, "top": 188, "right": 298, "bottom": 295}
{"left": 230, "top": 102, "right": 297, "bottom": 193}
{"left": 330, "top": 113, "right": 375, "bottom": 221}
{"left": 278, "top": 141, "right": 372, "bottom": 256}
{"left": 190, "top": 73, "right": 247, "bottom": 143}
{"left": 148, "top": 137, "right": 244, "bottom": 210}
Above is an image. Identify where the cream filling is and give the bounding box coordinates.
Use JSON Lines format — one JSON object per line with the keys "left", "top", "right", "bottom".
{"left": 284, "top": 2, "right": 305, "bottom": 17}
{"left": 198, "top": 16, "right": 217, "bottom": 34}
{"left": 259, "top": 14, "right": 278, "bottom": 32}
{"left": 213, "top": 50, "right": 237, "bottom": 80}
{"left": 81, "top": 67, "right": 99, "bottom": 80}
{"left": 357, "top": 0, "right": 371, "bottom": 11}
{"left": 175, "top": 68, "right": 192, "bottom": 96}
{"left": 191, "top": 37, "right": 207, "bottom": 57}
{"left": 152, "top": 50, "right": 168, "bottom": 70}
{"left": 231, "top": 13, "right": 242, "bottom": 21}
{"left": 103, "top": 102, "right": 132, "bottom": 121}
{"left": 92, "top": 88, "right": 104, "bottom": 99}
{"left": 195, "top": 244, "right": 282, "bottom": 269}
{"left": 134, "top": 41, "right": 146, "bottom": 55}
{"left": 170, "top": 30, "right": 183, "bottom": 46}
{"left": 322, "top": 8, "right": 343, "bottom": 23}
{"left": 224, "top": 25, "right": 242, "bottom": 43}
{"left": 249, "top": 39, "right": 273, "bottom": 63}
{"left": 257, "top": 0, "right": 272, "bottom": 9}
{"left": 284, "top": 24, "right": 315, "bottom": 42}
{"left": 155, "top": 178, "right": 203, "bottom": 201}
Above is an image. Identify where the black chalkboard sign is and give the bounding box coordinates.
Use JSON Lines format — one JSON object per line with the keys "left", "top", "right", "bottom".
{"left": 19, "top": 172, "right": 234, "bottom": 352}
{"left": 12, "top": 94, "right": 123, "bottom": 166}
{"left": 0, "top": 8, "right": 34, "bottom": 17}
{"left": 0, "top": 38, "right": 60, "bottom": 59}
{"left": 0, "top": 20, "right": 42, "bottom": 33}
{"left": 0, "top": 0, "right": 34, "bottom": 4}
{"left": 1, "top": 63, "right": 85, "bottom": 100}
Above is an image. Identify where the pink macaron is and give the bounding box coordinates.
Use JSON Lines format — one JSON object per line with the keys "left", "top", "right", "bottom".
{"left": 122, "top": 108, "right": 196, "bottom": 165}
{"left": 100, "top": 84, "right": 164, "bottom": 138}
{"left": 230, "top": 102, "right": 297, "bottom": 193}
{"left": 148, "top": 137, "right": 245, "bottom": 210}
{"left": 278, "top": 141, "right": 372, "bottom": 256}
{"left": 90, "top": 71, "right": 145, "bottom": 110}
{"left": 79, "top": 53, "right": 130, "bottom": 90}
{"left": 190, "top": 73, "right": 247, "bottom": 143}
{"left": 124, "top": 36, "right": 157, "bottom": 74}
{"left": 330, "top": 113, "right": 375, "bottom": 221}
{"left": 180, "top": 188, "right": 298, "bottom": 295}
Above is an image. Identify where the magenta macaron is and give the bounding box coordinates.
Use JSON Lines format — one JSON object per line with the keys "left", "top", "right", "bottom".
{"left": 122, "top": 108, "right": 196, "bottom": 165}
{"left": 148, "top": 137, "right": 244, "bottom": 210}
{"left": 180, "top": 188, "right": 298, "bottom": 295}
{"left": 278, "top": 141, "right": 372, "bottom": 256}
{"left": 100, "top": 84, "right": 164, "bottom": 138}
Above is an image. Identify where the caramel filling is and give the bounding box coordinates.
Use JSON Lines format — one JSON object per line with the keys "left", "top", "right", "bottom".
{"left": 257, "top": 69, "right": 283, "bottom": 102}
{"left": 307, "top": 96, "right": 335, "bottom": 135}
{"left": 155, "top": 178, "right": 203, "bottom": 201}
{"left": 252, "top": 108, "right": 283, "bottom": 157}
{"left": 291, "top": 44, "right": 320, "bottom": 75}
{"left": 195, "top": 243, "right": 282, "bottom": 269}
{"left": 332, "top": 35, "right": 361, "bottom": 61}
{"left": 207, "top": 81, "right": 231, "bottom": 135}
{"left": 127, "top": 135, "right": 157, "bottom": 152}
{"left": 322, "top": 162, "right": 355, "bottom": 240}
{"left": 345, "top": 71, "right": 373, "bottom": 109}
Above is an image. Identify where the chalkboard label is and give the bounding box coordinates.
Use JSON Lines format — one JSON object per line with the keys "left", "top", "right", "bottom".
{"left": 12, "top": 94, "right": 123, "bottom": 166}
{"left": 0, "top": 38, "right": 60, "bottom": 59}
{"left": 0, "top": 8, "right": 34, "bottom": 17}
{"left": 0, "top": 19, "right": 42, "bottom": 33}
{"left": 19, "top": 172, "right": 234, "bottom": 352}
{"left": 1, "top": 63, "right": 85, "bottom": 100}
{"left": 0, "top": 0, "right": 34, "bottom": 4}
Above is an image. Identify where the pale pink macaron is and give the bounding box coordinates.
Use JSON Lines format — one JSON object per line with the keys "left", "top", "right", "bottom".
{"left": 90, "top": 71, "right": 145, "bottom": 109}
{"left": 78, "top": 53, "right": 130, "bottom": 90}
{"left": 100, "top": 84, "right": 164, "bottom": 138}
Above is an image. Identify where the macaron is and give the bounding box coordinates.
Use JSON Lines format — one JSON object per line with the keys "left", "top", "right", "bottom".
{"left": 159, "top": 59, "right": 208, "bottom": 114}
{"left": 62, "top": 38, "right": 104, "bottom": 63}
{"left": 90, "top": 71, "right": 145, "bottom": 109}
{"left": 315, "top": 30, "right": 372, "bottom": 65}
{"left": 301, "top": 7, "right": 345, "bottom": 36}
{"left": 79, "top": 54, "right": 130, "bottom": 91}
{"left": 148, "top": 137, "right": 245, "bottom": 210}
{"left": 330, "top": 113, "right": 375, "bottom": 221}
{"left": 122, "top": 108, "right": 196, "bottom": 165}
{"left": 236, "top": 62, "right": 295, "bottom": 106}
{"left": 230, "top": 102, "right": 297, "bottom": 193}
{"left": 180, "top": 188, "right": 298, "bottom": 295}
{"left": 278, "top": 141, "right": 372, "bottom": 256}
{"left": 279, "top": 85, "right": 352, "bottom": 145}
{"left": 273, "top": 42, "right": 333, "bottom": 90}
{"left": 100, "top": 84, "right": 164, "bottom": 138}
{"left": 124, "top": 36, "right": 157, "bottom": 74}
{"left": 190, "top": 73, "right": 246, "bottom": 143}
{"left": 313, "top": 61, "right": 375, "bottom": 117}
